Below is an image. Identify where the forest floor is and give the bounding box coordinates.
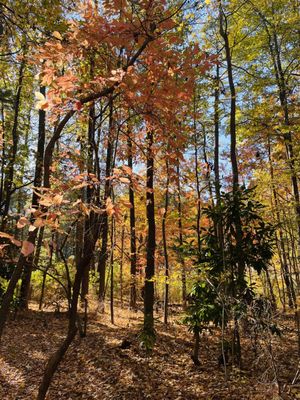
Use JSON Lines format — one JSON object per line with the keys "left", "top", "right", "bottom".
{"left": 0, "top": 302, "right": 299, "bottom": 400}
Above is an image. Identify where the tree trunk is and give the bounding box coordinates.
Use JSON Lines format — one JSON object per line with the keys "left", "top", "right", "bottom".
{"left": 143, "top": 130, "right": 156, "bottom": 343}
{"left": 127, "top": 132, "right": 137, "bottom": 309}
{"left": 176, "top": 161, "right": 187, "bottom": 309}
{"left": 193, "top": 95, "right": 201, "bottom": 258}
{"left": 119, "top": 217, "right": 125, "bottom": 307}
{"left": 214, "top": 62, "right": 221, "bottom": 206}
{"left": 98, "top": 98, "right": 114, "bottom": 307}
{"left": 81, "top": 103, "right": 95, "bottom": 299}
{"left": 162, "top": 159, "right": 170, "bottom": 325}
{"left": 110, "top": 217, "right": 115, "bottom": 324}
{"left": 39, "top": 242, "right": 54, "bottom": 310}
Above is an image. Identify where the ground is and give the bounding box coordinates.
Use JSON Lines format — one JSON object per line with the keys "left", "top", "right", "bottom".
{"left": 0, "top": 303, "right": 299, "bottom": 399}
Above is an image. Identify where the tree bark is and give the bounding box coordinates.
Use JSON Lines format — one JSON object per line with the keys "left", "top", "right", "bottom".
{"left": 193, "top": 95, "right": 201, "bottom": 257}
{"left": 214, "top": 62, "right": 221, "bottom": 206}
{"left": 81, "top": 102, "right": 96, "bottom": 299}
{"left": 143, "top": 130, "right": 156, "bottom": 341}
{"left": 119, "top": 218, "right": 125, "bottom": 306}
{"left": 110, "top": 217, "right": 115, "bottom": 324}
{"left": 127, "top": 132, "right": 137, "bottom": 309}
{"left": 176, "top": 161, "right": 187, "bottom": 309}
{"left": 162, "top": 159, "right": 170, "bottom": 325}
{"left": 98, "top": 98, "right": 114, "bottom": 307}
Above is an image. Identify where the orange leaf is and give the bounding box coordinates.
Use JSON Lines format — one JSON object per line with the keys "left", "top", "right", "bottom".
{"left": 106, "top": 197, "right": 115, "bottom": 217}
{"left": 17, "top": 216, "right": 29, "bottom": 229}
{"left": 119, "top": 177, "right": 130, "bottom": 184}
{"left": 0, "top": 231, "right": 13, "bottom": 240}
{"left": 34, "top": 218, "right": 45, "bottom": 228}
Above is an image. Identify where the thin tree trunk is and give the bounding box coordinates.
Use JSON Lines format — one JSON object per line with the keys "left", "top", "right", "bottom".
{"left": 272, "top": 262, "right": 284, "bottom": 310}
{"left": 202, "top": 127, "right": 214, "bottom": 205}
{"left": 214, "top": 62, "right": 221, "bottom": 206}
{"left": 143, "top": 130, "right": 156, "bottom": 342}
{"left": 39, "top": 243, "right": 53, "bottom": 310}
{"left": 98, "top": 97, "right": 114, "bottom": 308}
{"left": 265, "top": 268, "right": 276, "bottom": 308}
{"left": 193, "top": 95, "right": 201, "bottom": 257}
{"left": 176, "top": 161, "right": 187, "bottom": 309}
{"left": 0, "top": 100, "right": 6, "bottom": 207}
{"left": 162, "top": 159, "right": 170, "bottom": 325}
{"left": 81, "top": 103, "right": 95, "bottom": 299}
{"left": 127, "top": 132, "right": 137, "bottom": 309}
{"left": 119, "top": 217, "right": 125, "bottom": 307}
{"left": 110, "top": 217, "right": 115, "bottom": 324}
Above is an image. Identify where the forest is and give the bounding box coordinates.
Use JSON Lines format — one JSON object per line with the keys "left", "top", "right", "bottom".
{"left": 0, "top": 0, "right": 299, "bottom": 399}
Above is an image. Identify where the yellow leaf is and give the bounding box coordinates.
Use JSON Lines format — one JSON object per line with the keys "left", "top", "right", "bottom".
{"left": 52, "top": 31, "right": 62, "bottom": 40}
{"left": 34, "top": 91, "right": 45, "bottom": 101}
